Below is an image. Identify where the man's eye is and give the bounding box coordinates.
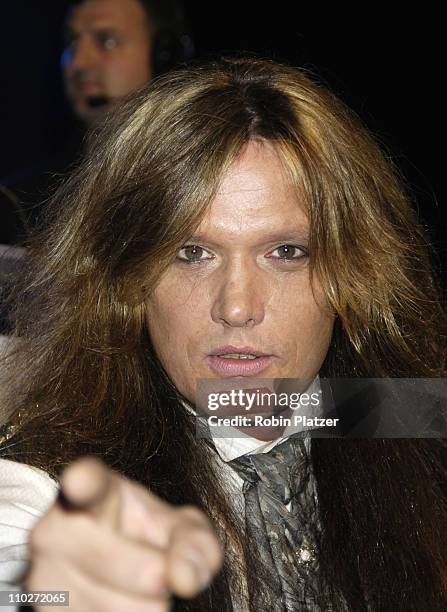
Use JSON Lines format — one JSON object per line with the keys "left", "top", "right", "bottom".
{"left": 177, "top": 245, "right": 213, "bottom": 263}
{"left": 97, "top": 34, "right": 118, "bottom": 50}
{"left": 267, "top": 245, "right": 306, "bottom": 260}
{"left": 65, "top": 38, "right": 77, "bottom": 51}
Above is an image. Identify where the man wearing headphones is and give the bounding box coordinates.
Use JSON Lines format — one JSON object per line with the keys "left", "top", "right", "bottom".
{"left": 0, "top": 0, "right": 193, "bottom": 341}
{"left": 0, "top": 0, "right": 193, "bottom": 246}
{"left": 62, "top": 0, "right": 194, "bottom": 125}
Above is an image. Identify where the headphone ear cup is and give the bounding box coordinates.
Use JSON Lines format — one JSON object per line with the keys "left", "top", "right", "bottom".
{"left": 152, "top": 28, "right": 194, "bottom": 76}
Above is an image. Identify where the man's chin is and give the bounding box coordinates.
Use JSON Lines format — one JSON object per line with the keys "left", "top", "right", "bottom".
{"left": 76, "top": 104, "right": 109, "bottom": 126}
{"left": 239, "top": 424, "right": 287, "bottom": 442}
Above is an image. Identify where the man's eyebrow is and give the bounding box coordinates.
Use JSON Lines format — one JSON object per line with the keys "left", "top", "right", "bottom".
{"left": 63, "top": 25, "right": 121, "bottom": 42}
{"left": 186, "top": 229, "right": 310, "bottom": 244}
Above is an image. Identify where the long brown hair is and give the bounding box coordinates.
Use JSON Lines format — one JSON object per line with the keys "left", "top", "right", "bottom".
{"left": 1, "top": 58, "right": 446, "bottom": 610}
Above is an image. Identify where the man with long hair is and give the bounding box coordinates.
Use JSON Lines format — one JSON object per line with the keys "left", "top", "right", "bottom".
{"left": 0, "top": 58, "right": 446, "bottom": 611}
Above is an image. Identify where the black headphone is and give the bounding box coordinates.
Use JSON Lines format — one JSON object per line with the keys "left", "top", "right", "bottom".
{"left": 138, "top": 0, "right": 195, "bottom": 76}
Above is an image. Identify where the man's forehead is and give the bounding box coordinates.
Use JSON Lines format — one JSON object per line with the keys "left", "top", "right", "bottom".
{"left": 67, "top": 0, "right": 148, "bottom": 32}
{"left": 196, "top": 141, "right": 309, "bottom": 241}
{"left": 217, "top": 141, "right": 293, "bottom": 193}
{"left": 195, "top": 195, "right": 309, "bottom": 243}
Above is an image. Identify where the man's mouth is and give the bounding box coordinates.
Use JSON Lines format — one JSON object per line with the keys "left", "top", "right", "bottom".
{"left": 207, "top": 346, "right": 273, "bottom": 376}
{"left": 73, "top": 81, "right": 103, "bottom": 95}
{"left": 218, "top": 353, "right": 257, "bottom": 360}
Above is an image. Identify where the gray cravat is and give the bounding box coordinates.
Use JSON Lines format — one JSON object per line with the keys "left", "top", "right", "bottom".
{"left": 230, "top": 435, "right": 321, "bottom": 611}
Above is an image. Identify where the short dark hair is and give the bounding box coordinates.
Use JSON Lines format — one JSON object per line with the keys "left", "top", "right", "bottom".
{"left": 138, "top": 0, "right": 188, "bottom": 39}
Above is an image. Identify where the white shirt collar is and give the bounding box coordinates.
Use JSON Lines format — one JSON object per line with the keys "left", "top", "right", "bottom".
{"left": 185, "top": 376, "right": 323, "bottom": 463}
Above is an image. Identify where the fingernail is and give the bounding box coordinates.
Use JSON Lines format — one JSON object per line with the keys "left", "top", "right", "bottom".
{"left": 181, "top": 548, "right": 211, "bottom": 590}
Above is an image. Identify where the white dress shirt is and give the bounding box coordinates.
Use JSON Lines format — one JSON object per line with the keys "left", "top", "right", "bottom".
{"left": 0, "top": 459, "right": 58, "bottom": 611}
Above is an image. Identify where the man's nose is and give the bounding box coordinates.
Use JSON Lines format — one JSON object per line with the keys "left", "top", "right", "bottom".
{"left": 64, "top": 39, "right": 98, "bottom": 74}
{"left": 211, "top": 261, "right": 265, "bottom": 328}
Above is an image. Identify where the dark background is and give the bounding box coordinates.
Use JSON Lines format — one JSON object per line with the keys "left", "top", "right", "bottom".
{"left": 0, "top": 3, "right": 445, "bottom": 282}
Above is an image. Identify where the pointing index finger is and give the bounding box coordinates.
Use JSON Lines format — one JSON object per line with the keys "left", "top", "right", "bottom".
{"left": 59, "top": 456, "right": 121, "bottom": 528}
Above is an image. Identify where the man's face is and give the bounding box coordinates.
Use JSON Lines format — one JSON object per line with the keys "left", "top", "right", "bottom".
{"left": 62, "top": 0, "right": 152, "bottom": 125}
{"left": 146, "top": 140, "right": 335, "bottom": 405}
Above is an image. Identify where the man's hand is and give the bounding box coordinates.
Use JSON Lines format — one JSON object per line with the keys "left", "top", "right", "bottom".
{"left": 26, "top": 457, "right": 223, "bottom": 611}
